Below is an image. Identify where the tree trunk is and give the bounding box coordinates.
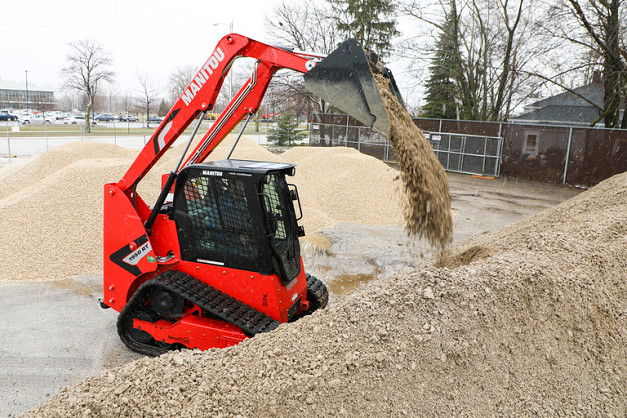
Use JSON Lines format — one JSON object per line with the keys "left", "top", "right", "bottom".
{"left": 86, "top": 98, "right": 93, "bottom": 134}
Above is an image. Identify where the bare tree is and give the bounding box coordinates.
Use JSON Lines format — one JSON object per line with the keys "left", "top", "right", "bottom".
{"left": 167, "top": 65, "right": 196, "bottom": 106}
{"left": 104, "top": 83, "right": 119, "bottom": 113}
{"left": 266, "top": 0, "right": 342, "bottom": 53}
{"left": 61, "top": 39, "right": 114, "bottom": 132}
{"left": 539, "top": 0, "right": 626, "bottom": 127}
{"left": 120, "top": 93, "right": 133, "bottom": 116}
{"left": 400, "top": 0, "right": 545, "bottom": 121}
{"left": 137, "top": 71, "right": 160, "bottom": 128}
{"left": 265, "top": 0, "right": 343, "bottom": 114}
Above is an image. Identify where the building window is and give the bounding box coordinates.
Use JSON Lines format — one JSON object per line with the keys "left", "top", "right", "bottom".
{"left": 523, "top": 131, "right": 540, "bottom": 158}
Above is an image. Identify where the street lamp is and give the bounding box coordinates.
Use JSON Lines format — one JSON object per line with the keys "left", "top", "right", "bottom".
{"left": 213, "top": 21, "right": 234, "bottom": 102}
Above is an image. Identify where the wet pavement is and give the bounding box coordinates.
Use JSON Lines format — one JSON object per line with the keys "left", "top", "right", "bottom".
{"left": 302, "top": 173, "right": 582, "bottom": 300}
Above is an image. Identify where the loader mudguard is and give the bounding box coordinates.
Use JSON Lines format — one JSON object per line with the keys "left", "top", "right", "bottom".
{"left": 103, "top": 183, "right": 158, "bottom": 312}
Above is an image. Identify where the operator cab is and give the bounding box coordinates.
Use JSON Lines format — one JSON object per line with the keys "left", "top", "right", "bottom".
{"left": 172, "top": 159, "right": 304, "bottom": 284}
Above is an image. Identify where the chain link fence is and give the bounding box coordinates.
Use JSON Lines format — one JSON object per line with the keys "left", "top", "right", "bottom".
{"left": 309, "top": 113, "right": 503, "bottom": 177}
{"left": 309, "top": 113, "right": 627, "bottom": 186}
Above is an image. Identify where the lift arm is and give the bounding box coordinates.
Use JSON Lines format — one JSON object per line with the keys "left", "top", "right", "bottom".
{"left": 116, "top": 34, "right": 319, "bottom": 193}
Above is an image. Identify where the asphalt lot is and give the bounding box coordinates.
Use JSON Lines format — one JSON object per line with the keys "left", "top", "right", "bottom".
{"left": 0, "top": 152, "right": 582, "bottom": 417}
{"left": 0, "top": 120, "right": 270, "bottom": 160}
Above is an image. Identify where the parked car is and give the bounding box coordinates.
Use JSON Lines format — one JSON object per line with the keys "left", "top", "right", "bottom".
{"left": 147, "top": 116, "right": 164, "bottom": 123}
{"left": 48, "top": 111, "right": 65, "bottom": 120}
{"left": 95, "top": 114, "right": 115, "bottom": 122}
{"left": 119, "top": 114, "right": 139, "bottom": 122}
{"left": 63, "top": 115, "right": 86, "bottom": 124}
{"left": 0, "top": 111, "right": 18, "bottom": 121}
{"left": 19, "top": 113, "right": 54, "bottom": 124}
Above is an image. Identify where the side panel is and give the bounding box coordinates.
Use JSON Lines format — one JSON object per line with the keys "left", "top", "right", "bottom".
{"left": 149, "top": 214, "right": 181, "bottom": 260}
{"left": 103, "top": 183, "right": 158, "bottom": 312}
{"left": 174, "top": 258, "right": 308, "bottom": 322}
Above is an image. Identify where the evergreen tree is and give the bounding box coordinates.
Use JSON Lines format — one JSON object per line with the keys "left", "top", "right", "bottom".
{"left": 328, "top": 0, "right": 399, "bottom": 58}
{"left": 157, "top": 99, "right": 170, "bottom": 117}
{"left": 267, "top": 114, "right": 308, "bottom": 146}
{"left": 421, "top": 8, "right": 459, "bottom": 119}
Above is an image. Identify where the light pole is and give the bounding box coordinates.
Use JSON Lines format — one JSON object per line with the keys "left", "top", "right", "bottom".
{"left": 25, "top": 70, "right": 29, "bottom": 114}
{"left": 213, "top": 21, "right": 234, "bottom": 102}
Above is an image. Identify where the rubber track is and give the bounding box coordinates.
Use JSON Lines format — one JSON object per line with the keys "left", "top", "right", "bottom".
{"left": 302, "top": 273, "right": 329, "bottom": 316}
{"left": 118, "top": 270, "right": 280, "bottom": 356}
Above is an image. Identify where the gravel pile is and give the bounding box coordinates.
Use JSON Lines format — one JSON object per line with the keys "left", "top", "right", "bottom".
{"left": 24, "top": 172, "right": 626, "bottom": 417}
{"left": 278, "top": 146, "right": 403, "bottom": 233}
{"left": 0, "top": 139, "right": 404, "bottom": 282}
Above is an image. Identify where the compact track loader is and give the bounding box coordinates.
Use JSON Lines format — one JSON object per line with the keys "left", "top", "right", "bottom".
{"left": 102, "top": 33, "right": 403, "bottom": 355}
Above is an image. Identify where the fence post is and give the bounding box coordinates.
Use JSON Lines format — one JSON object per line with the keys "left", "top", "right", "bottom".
{"left": 345, "top": 115, "right": 349, "bottom": 146}
{"left": 497, "top": 122, "right": 504, "bottom": 176}
{"left": 6, "top": 121, "right": 11, "bottom": 157}
{"left": 357, "top": 126, "right": 361, "bottom": 152}
{"left": 563, "top": 127, "right": 573, "bottom": 184}
{"left": 482, "top": 136, "right": 487, "bottom": 174}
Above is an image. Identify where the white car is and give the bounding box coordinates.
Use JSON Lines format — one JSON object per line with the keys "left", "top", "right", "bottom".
{"left": 19, "top": 113, "right": 54, "bottom": 125}
{"left": 63, "top": 115, "right": 91, "bottom": 124}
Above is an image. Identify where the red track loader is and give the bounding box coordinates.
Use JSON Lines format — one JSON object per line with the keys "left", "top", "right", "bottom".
{"left": 101, "top": 33, "right": 403, "bottom": 355}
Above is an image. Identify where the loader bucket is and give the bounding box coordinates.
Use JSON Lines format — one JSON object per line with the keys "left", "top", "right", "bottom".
{"left": 304, "top": 38, "right": 404, "bottom": 137}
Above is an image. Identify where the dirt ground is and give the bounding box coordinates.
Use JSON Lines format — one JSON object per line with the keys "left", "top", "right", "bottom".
{"left": 21, "top": 171, "right": 625, "bottom": 417}
{"left": 0, "top": 170, "right": 584, "bottom": 417}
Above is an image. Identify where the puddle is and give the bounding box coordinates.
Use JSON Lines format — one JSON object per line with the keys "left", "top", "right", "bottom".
{"left": 300, "top": 232, "right": 334, "bottom": 257}
{"left": 301, "top": 223, "right": 430, "bottom": 299}
{"left": 50, "top": 278, "right": 99, "bottom": 298}
{"left": 326, "top": 273, "right": 378, "bottom": 295}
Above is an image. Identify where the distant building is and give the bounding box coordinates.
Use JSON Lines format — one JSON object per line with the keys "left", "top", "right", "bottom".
{"left": 510, "top": 80, "right": 615, "bottom": 127}
{"left": 0, "top": 80, "right": 55, "bottom": 111}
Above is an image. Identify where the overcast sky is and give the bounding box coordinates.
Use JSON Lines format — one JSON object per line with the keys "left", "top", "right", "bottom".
{"left": 2, "top": 0, "right": 420, "bottom": 106}
{"left": 1, "top": 1, "right": 286, "bottom": 90}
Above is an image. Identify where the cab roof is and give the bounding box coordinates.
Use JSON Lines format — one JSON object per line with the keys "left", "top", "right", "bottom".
{"left": 191, "top": 159, "right": 296, "bottom": 176}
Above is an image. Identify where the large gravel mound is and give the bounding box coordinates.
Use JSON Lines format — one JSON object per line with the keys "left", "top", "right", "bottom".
{"left": 24, "top": 172, "right": 626, "bottom": 417}
{"left": 278, "top": 146, "right": 403, "bottom": 232}
{"left": 0, "top": 139, "right": 403, "bottom": 282}
{"left": 0, "top": 142, "right": 135, "bottom": 200}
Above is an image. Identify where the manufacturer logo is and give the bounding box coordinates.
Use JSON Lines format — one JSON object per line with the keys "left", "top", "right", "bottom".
{"left": 153, "top": 108, "right": 181, "bottom": 154}
{"left": 202, "top": 170, "right": 223, "bottom": 177}
{"left": 181, "top": 47, "right": 225, "bottom": 106}
{"left": 168, "top": 335, "right": 190, "bottom": 344}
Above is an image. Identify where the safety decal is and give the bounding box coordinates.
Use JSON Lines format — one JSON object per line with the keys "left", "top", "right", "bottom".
{"left": 153, "top": 108, "right": 181, "bottom": 155}
{"left": 109, "top": 234, "right": 152, "bottom": 276}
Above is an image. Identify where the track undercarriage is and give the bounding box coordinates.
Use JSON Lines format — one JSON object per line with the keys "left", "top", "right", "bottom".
{"left": 117, "top": 270, "right": 328, "bottom": 356}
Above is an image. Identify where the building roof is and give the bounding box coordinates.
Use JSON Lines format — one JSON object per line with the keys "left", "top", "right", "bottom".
{"left": 511, "top": 105, "right": 602, "bottom": 125}
{"left": 0, "top": 80, "right": 55, "bottom": 92}
{"left": 511, "top": 81, "right": 604, "bottom": 125}
{"left": 530, "top": 81, "right": 603, "bottom": 109}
